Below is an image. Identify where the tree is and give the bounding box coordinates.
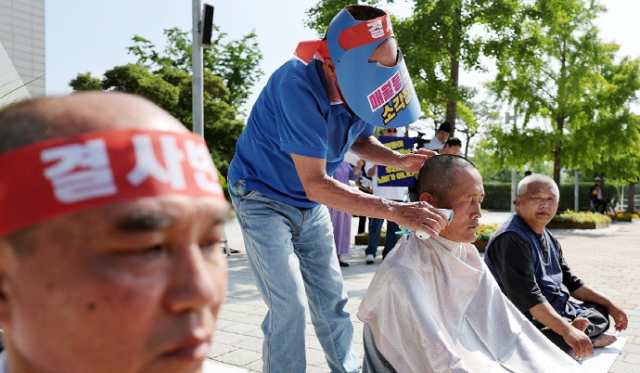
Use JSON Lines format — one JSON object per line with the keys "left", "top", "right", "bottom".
{"left": 456, "top": 95, "right": 501, "bottom": 157}
{"left": 69, "top": 27, "right": 262, "bottom": 177}
{"left": 305, "top": 0, "right": 524, "bottom": 135}
{"left": 578, "top": 113, "right": 640, "bottom": 212}
{"left": 127, "top": 27, "right": 263, "bottom": 112}
{"left": 488, "top": 0, "right": 640, "bottom": 185}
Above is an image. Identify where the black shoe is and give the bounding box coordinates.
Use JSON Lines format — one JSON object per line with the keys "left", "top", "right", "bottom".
{"left": 339, "top": 261, "right": 350, "bottom": 267}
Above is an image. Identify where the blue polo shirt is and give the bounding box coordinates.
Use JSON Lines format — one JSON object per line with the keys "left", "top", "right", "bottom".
{"left": 228, "top": 58, "right": 375, "bottom": 207}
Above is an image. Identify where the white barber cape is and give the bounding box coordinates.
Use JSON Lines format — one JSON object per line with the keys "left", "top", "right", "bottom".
{"left": 357, "top": 234, "right": 582, "bottom": 373}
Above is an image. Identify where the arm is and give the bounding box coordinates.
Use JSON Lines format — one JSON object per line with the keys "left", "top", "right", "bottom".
{"left": 528, "top": 302, "right": 594, "bottom": 360}
{"left": 571, "top": 284, "right": 628, "bottom": 332}
{"left": 488, "top": 233, "right": 592, "bottom": 359}
{"left": 351, "top": 159, "right": 364, "bottom": 180}
{"left": 291, "top": 154, "right": 446, "bottom": 236}
{"left": 557, "top": 242, "right": 629, "bottom": 332}
{"left": 351, "top": 136, "right": 438, "bottom": 174}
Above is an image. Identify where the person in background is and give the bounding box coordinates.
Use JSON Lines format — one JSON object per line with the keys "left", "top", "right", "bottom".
{"left": 328, "top": 160, "right": 364, "bottom": 267}
{"left": 524, "top": 170, "right": 532, "bottom": 177}
{"left": 438, "top": 137, "right": 462, "bottom": 155}
{"left": 422, "top": 122, "right": 452, "bottom": 152}
{"left": 590, "top": 176, "right": 607, "bottom": 213}
{"left": 364, "top": 127, "right": 408, "bottom": 264}
{"left": 355, "top": 160, "right": 373, "bottom": 235}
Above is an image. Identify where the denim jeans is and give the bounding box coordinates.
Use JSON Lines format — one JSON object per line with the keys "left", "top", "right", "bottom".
{"left": 229, "top": 180, "right": 361, "bottom": 373}
{"left": 365, "top": 218, "right": 400, "bottom": 259}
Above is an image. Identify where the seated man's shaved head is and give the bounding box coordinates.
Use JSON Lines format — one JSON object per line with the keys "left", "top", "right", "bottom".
{"left": 0, "top": 92, "right": 229, "bottom": 373}
{"left": 417, "top": 155, "right": 484, "bottom": 243}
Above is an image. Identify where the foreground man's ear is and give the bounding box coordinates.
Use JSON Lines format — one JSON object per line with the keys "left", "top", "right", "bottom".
{"left": 0, "top": 240, "right": 12, "bottom": 327}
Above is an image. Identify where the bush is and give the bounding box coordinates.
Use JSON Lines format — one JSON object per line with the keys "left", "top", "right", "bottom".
{"left": 481, "top": 182, "right": 619, "bottom": 211}
{"left": 476, "top": 223, "right": 499, "bottom": 241}
{"left": 551, "top": 210, "right": 611, "bottom": 224}
{"left": 617, "top": 212, "right": 639, "bottom": 219}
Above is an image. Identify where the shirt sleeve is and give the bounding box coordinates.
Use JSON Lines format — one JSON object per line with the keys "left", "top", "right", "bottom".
{"left": 359, "top": 122, "right": 376, "bottom": 138}
{"left": 275, "top": 78, "right": 329, "bottom": 159}
{"left": 555, "top": 239, "right": 584, "bottom": 293}
{"left": 487, "top": 232, "right": 548, "bottom": 313}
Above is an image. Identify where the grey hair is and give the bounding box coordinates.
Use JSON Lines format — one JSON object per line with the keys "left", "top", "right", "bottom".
{"left": 516, "top": 174, "right": 559, "bottom": 199}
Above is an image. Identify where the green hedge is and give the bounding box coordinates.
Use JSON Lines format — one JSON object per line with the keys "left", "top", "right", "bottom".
{"left": 482, "top": 182, "right": 619, "bottom": 211}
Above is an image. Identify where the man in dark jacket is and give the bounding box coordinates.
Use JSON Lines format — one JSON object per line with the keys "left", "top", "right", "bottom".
{"left": 485, "top": 174, "right": 628, "bottom": 360}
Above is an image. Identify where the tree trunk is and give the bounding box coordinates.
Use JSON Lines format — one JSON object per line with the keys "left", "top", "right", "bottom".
{"left": 446, "top": 6, "right": 462, "bottom": 136}
{"left": 464, "top": 134, "right": 471, "bottom": 159}
{"left": 627, "top": 181, "right": 636, "bottom": 213}
{"left": 553, "top": 117, "right": 563, "bottom": 186}
{"left": 446, "top": 60, "right": 459, "bottom": 136}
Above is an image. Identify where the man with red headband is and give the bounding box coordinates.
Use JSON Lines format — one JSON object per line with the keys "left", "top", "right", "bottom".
{"left": 228, "top": 5, "right": 446, "bottom": 372}
{"left": 0, "top": 92, "right": 231, "bottom": 373}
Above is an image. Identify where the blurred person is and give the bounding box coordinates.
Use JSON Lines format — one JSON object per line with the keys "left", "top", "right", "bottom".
{"left": 590, "top": 176, "right": 607, "bottom": 213}
{"left": 358, "top": 156, "right": 581, "bottom": 372}
{"left": 0, "top": 92, "right": 232, "bottom": 373}
{"left": 422, "top": 122, "right": 451, "bottom": 152}
{"left": 524, "top": 170, "right": 532, "bottom": 177}
{"left": 485, "top": 174, "right": 627, "bottom": 360}
{"left": 364, "top": 127, "right": 408, "bottom": 264}
{"left": 437, "top": 137, "right": 461, "bottom": 155}
{"left": 355, "top": 160, "right": 373, "bottom": 234}
{"left": 328, "top": 160, "right": 364, "bottom": 267}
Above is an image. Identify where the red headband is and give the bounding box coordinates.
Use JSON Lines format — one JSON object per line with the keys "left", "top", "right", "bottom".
{"left": 0, "top": 129, "right": 225, "bottom": 237}
{"left": 294, "top": 15, "right": 394, "bottom": 64}
{"left": 294, "top": 40, "right": 330, "bottom": 64}
{"left": 338, "top": 15, "right": 393, "bottom": 51}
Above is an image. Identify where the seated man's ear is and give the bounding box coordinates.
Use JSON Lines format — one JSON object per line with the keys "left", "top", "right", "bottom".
{"left": 419, "top": 192, "right": 437, "bottom": 206}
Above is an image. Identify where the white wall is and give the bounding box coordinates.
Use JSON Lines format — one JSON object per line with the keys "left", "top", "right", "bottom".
{"left": 0, "top": 0, "right": 45, "bottom": 98}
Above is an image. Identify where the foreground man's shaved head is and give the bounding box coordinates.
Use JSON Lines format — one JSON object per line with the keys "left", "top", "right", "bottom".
{"left": 0, "top": 92, "right": 230, "bottom": 373}
{"left": 0, "top": 92, "right": 187, "bottom": 153}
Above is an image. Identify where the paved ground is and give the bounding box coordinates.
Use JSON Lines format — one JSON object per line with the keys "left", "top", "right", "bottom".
{"left": 210, "top": 212, "right": 640, "bottom": 372}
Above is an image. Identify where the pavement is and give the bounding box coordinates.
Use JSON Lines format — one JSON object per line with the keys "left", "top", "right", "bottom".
{"left": 210, "top": 211, "right": 640, "bottom": 372}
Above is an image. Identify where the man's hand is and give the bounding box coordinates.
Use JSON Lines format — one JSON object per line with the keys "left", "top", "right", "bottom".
{"left": 397, "top": 149, "right": 438, "bottom": 174}
{"left": 390, "top": 200, "right": 447, "bottom": 238}
{"left": 562, "top": 324, "right": 594, "bottom": 360}
{"left": 608, "top": 304, "right": 629, "bottom": 332}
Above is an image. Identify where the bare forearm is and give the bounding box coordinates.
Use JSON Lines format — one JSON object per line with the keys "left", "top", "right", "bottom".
{"left": 351, "top": 136, "right": 403, "bottom": 168}
{"left": 306, "top": 174, "right": 399, "bottom": 221}
{"left": 529, "top": 302, "right": 574, "bottom": 337}
{"left": 571, "top": 285, "right": 612, "bottom": 308}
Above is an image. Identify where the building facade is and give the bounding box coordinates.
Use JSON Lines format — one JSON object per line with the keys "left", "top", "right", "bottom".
{"left": 0, "top": 0, "right": 45, "bottom": 100}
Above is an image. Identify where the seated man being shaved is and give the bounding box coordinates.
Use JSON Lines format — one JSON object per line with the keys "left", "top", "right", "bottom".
{"left": 357, "top": 155, "right": 581, "bottom": 373}
{"left": 0, "top": 92, "right": 231, "bottom": 373}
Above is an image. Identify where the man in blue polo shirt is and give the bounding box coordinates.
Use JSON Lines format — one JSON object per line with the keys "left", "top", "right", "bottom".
{"left": 228, "top": 5, "right": 447, "bottom": 372}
